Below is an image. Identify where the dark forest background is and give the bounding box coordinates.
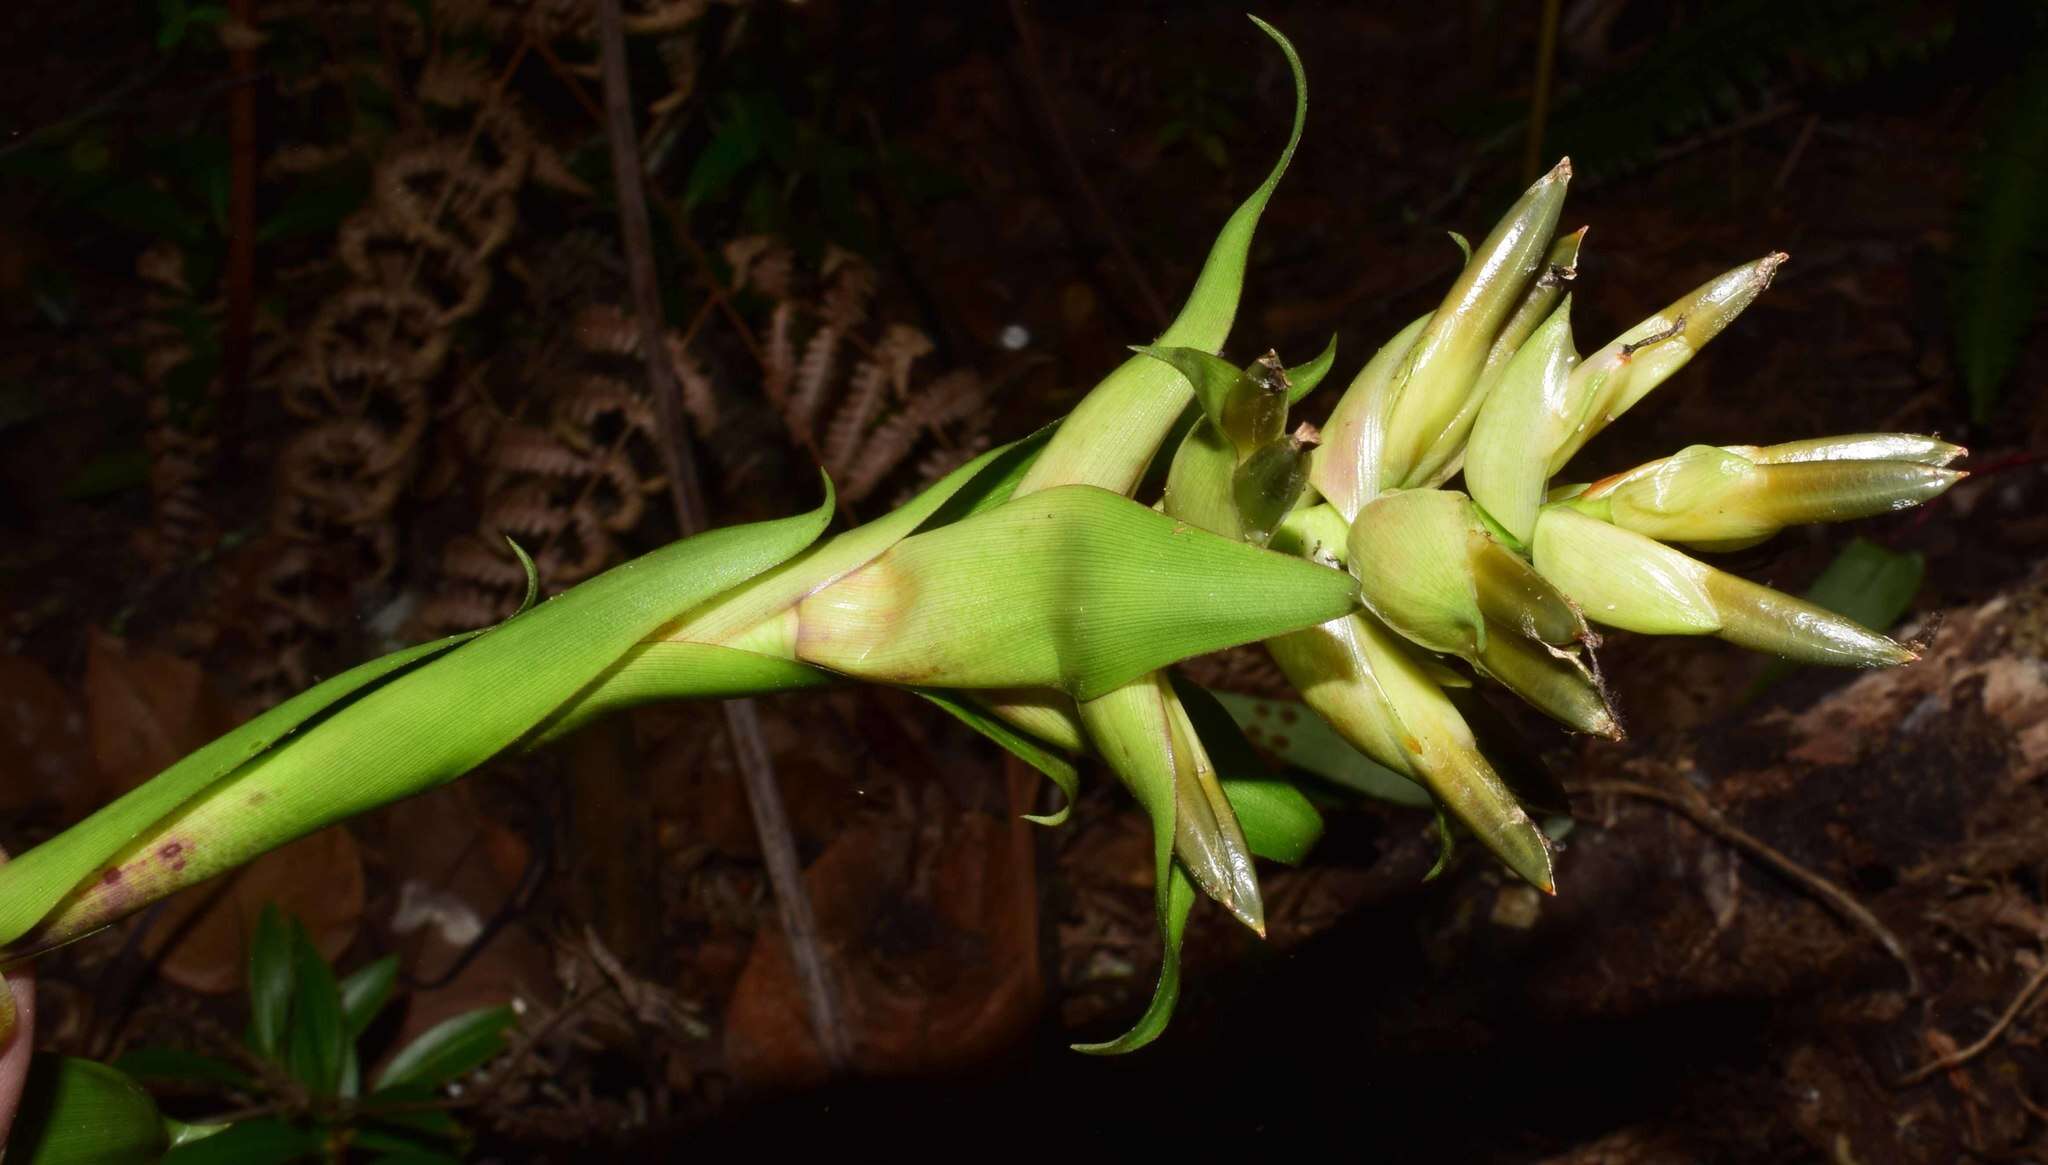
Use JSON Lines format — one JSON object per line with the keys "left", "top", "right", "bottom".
{"left": 5, "top": 1, "right": 2048, "bottom": 1159}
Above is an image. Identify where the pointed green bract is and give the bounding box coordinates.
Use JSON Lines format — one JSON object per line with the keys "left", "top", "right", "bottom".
{"left": 1531, "top": 505, "right": 1914, "bottom": 665}
{"left": 1381, "top": 160, "right": 1572, "bottom": 490}
{"left": 1549, "top": 253, "right": 1785, "bottom": 472}
{"left": 1570, "top": 441, "right": 1965, "bottom": 547}
{"left": 1310, "top": 312, "right": 1433, "bottom": 520}
{"left": 794, "top": 485, "right": 1357, "bottom": 701}
{"left": 1074, "top": 681, "right": 1324, "bottom": 1055}
{"left": 1016, "top": 16, "right": 1305, "bottom": 497}
{"left": 1466, "top": 297, "right": 1580, "bottom": 544}
{"left": 1267, "top": 614, "right": 1554, "bottom": 891}
{"left": 918, "top": 689, "right": 1080, "bottom": 826}
{"left": 1284, "top": 334, "right": 1341, "bottom": 403}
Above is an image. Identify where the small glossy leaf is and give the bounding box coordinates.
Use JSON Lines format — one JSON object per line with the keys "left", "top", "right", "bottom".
{"left": 110, "top": 1047, "right": 252, "bottom": 1092}
{"left": 7, "top": 1055, "right": 167, "bottom": 1165}
{"left": 372, "top": 1005, "right": 514, "bottom": 1093}
{"left": 339, "top": 954, "right": 399, "bottom": 1040}
{"left": 284, "top": 921, "right": 346, "bottom": 1097}
{"left": 247, "top": 904, "right": 292, "bottom": 1060}
{"left": 1284, "top": 334, "right": 1340, "bottom": 403}
{"left": 159, "top": 1116, "right": 322, "bottom": 1165}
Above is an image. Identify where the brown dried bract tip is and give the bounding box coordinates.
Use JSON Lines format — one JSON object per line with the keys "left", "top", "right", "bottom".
{"left": 1758, "top": 251, "right": 1790, "bottom": 286}
{"left": 1291, "top": 421, "right": 1322, "bottom": 448}
{"left": 1550, "top": 156, "right": 1573, "bottom": 182}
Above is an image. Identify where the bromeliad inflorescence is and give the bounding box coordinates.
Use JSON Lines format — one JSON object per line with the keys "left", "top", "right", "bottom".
{"left": 0, "top": 16, "right": 1963, "bottom": 1064}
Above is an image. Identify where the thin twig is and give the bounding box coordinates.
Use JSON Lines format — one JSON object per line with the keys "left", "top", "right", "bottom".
{"left": 1006, "top": 0, "right": 1169, "bottom": 331}
{"left": 1522, "top": 0, "right": 1563, "bottom": 182}
{"left": 1573, "top": 778, "right": 1922, "bottom": 997}
{"left": 1898, "top": 955, "right": 2048, "bottom": 1087}
{"left": 593, "top": 0, "right": 852, "bottom": 1072}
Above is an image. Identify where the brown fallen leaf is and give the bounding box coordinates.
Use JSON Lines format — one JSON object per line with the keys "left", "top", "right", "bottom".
{"left": 84, "top": 629, "right": 234, "bottom": 793}
{"left": 723, "top": 762, "right": 1042, "bottom": 1086}
{"left": 0, "top": 653, "right": 94, "bottom": 815}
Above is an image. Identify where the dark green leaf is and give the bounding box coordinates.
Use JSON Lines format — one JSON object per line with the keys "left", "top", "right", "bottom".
{"left": 338, "top": 954, "right": 398, "bottom": 1040}
{"left": 246, "top": 904, "right": 293, "bottom": 1059}
{"left": 1955, "top": 50, "right": 2048, "bottom": 420}
{"left": 372, "top": 1005, "right": 514, "bottom": 1093}
{"left": 110, "top": 1047, "right": 252, "bottom": 1092}
{"left": 682, "top": 111, "right": 761, "bottom": 209}
{"left": 160, "top": 1117, "right": 323, "bottom": 1165}
{"left": 284, "top": 920, "right": 346, "bottom": 1097}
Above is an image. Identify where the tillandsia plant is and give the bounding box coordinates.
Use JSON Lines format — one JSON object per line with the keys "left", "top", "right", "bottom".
{"left": 0, "top": 14, "right": 1967, "bottom": 1093}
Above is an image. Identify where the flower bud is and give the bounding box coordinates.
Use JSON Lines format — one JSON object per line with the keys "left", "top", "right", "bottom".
{"left": 1311, "top": 312, "right": 1432, "bottom": 520}
{"left": 1232, "top": 425, "right": 1318, "bottom": 546}
{"left": 1547, "top": 253, "right": 1786, "bottom": 473}
{"left": 1568, "top": 439, "right": 1966, "bottom": 548}
{"left": 1379, "top": 159, "right": 1572, "bottom": 491}
{"left": 1464, "top": 297, "right": 1580, "bottom": 544}
{"left": 1081, "top": 674, "right": 1264, "bottom": 934}
{"left": 1267, "top": 616, "right": 1555, "bottom": 890}
{"left": 1346, "top": 488, "right": 1614, "bottom": 735}
{"left": 1414, "top": 227, "right": 1586, "bottom": 489}
{"left": 1530, "top": 505, "right": 1915, "bottom": 666}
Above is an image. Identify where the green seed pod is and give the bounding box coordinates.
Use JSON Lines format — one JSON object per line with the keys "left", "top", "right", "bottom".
{"left": 1379, "top": 159, "right": 1573, "bottom": 491}
{"left": 1569, "top": 441, "right": 1966, "bottom": 548}
{"left": 1530, "top": 505, "right": 1914, "bottom": 666}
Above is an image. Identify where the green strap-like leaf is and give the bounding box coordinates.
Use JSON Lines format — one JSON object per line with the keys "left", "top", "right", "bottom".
{"left": 1015, "top": 16, "right": 1305, "bottom": 497}
{"left": 338, "top": 954, "right": 399, "bottom": 1041}
{"left": 11, "top": 486, "right": 835, "bottom": 953}
{"left": 0, "top": 631, "right": 484, "bottom": 949}
{"left": 246, "top": 904, "right": 292, "bottom": 1061}
{"left": 283, "top": 920, "right": 346, "bottom": 1098}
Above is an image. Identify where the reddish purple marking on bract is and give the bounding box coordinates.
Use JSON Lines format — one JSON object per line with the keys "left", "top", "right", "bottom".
{"left": 157, "top": 841, "right": 187, "bottom": 872}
